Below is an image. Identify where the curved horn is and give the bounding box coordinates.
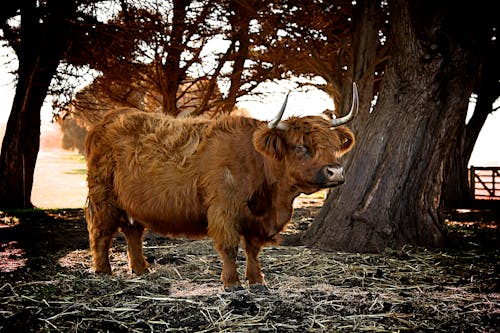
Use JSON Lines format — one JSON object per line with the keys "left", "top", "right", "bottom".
{"left": 330, "top": 82, "right": 359, "bottom": 127}
{"left": 268, "top": 92, "right": 289, "bottom": 129}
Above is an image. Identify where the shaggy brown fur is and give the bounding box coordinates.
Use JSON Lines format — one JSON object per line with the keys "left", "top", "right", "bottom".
{"left": 85, "top": 108, "right": 354, "bottom": 290}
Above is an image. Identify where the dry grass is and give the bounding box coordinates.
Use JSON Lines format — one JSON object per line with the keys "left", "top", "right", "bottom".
{"left": 0, "top": 208, "right": 498, "bottom": 332}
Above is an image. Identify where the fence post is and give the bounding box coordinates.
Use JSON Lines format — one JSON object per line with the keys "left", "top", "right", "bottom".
{"left": 493, "top": 168, "right": 496, "bottom": 198}
{"left": 469, "top": 166, "right": 476, "bottom": 200}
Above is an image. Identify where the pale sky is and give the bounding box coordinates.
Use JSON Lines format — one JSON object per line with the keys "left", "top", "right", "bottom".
{"left": 0, "top": 45, "right": 498, "bottom": 166}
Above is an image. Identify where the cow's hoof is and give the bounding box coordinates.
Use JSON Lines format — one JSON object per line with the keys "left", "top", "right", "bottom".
{"left": 224, "top": 285, "right": 245, "bottom": 293}
{"left": 131, "top": 267, "right": 149, "bottom": 275}
{"left": 249, "top": 284, "right": 269, "bottom": 294}
{"left": 95, "top": 270, "right": 112, "bottom": 275}
{"left": 94, "top": 266, "right": 112, "bottom": 275}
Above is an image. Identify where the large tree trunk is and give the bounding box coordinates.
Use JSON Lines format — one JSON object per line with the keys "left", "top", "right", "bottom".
{"left": 298, "top": 0, "right": 479, "bottom": 252}
{"left": 0, "top": 58, "right": 61, "bottom": 209}
{"left": 160, "top": 0, "right": 189, "bottom": 116}
{"left": 223, "top": 1, "right": 252, "bottom": 114}
{"left": 441, "top": 143, "right": 471, "bottom": 208}
{"left": 337, "top": 0, "right": 379, "bottom": 173}
{"left": 0, "top": 0, "right": 69, "bottom": 208}
{"left": 347, "top": 0, "right": 379, "bottom": 136}
{"left": 0, "top": 66, "right": 40, "bottom": 208}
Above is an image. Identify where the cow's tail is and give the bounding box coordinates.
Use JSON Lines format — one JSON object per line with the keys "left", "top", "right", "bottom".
{"left": 84, "top": 125, "right": 97, "bottom": 158}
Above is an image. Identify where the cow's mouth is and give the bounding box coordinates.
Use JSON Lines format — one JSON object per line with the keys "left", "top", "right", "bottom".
{"left": 303, "top": 179, "right": 344, "bottom": 193}
{"left": 319, "top": 179, "right": 345, "bottom": 188}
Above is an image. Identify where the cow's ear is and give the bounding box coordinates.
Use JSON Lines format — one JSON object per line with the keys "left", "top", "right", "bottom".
{"left": 253, "top": 128, "right": 286, "bottom": 160}
{"left": 335, "top": 126, "right": 355, "bottom": 156}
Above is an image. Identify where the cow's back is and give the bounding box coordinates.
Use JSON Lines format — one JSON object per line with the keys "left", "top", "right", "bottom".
{"left": 86, "top": 109, "right": 213, "bottom": 237}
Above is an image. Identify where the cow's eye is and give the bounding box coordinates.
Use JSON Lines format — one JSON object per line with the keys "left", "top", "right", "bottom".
{"left": 294, "top": 145, "right": 308, "bottom": 154}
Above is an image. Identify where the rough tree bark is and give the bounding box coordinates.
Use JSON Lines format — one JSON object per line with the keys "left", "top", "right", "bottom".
{"left": 298, "top": 0, "right": 480, "bottom": 252}
{"left": 160, "top": 0, "right": 189, "bottom": 116}
{"left": 0, "top": 0, "right": 72, "bottom": 208}
{"left": 0, "top": 57, "right": 52, "bottom": 208}
{"left": 223, "top": 1, "right": 252, "bottom": 113}
{"left": 342, "top": 0, "right": 379, "bottom": 145}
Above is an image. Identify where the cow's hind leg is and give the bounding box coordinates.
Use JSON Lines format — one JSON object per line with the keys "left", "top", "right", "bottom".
{"left": 120, "top": 220, "right": 148, "bottom": 275}
{"left": 243, "top": 238, "right": 268, "bottom": 292}
{"left": 85, "top": 201, "right": 118, "bottom": 274}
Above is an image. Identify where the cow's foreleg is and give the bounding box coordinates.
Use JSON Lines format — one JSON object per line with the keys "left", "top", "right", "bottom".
{"left": 215, "top": 244, "right": 242, "bottom": 291}
{"left": 121, "top": 222, "right": 148, "bottom": 275}
{"left": 208, "top": 207, "right": 242, "bottom": 291}
{"left": 243, "top": 238, "right": 267, "bottom": 290}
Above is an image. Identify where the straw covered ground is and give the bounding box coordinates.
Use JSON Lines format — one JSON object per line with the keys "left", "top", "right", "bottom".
{"left": 0, "top": 204, "right": 498, "bottom": 332}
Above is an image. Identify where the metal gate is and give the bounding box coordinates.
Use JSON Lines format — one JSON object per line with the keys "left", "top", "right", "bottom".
{"left": 469, "top": 166, "right": 500, "bottom": 200}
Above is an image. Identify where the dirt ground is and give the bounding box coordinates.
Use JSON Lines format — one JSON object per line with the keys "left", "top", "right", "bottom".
{"left": 0, "top": 204, "right": 498, "bottom": 332}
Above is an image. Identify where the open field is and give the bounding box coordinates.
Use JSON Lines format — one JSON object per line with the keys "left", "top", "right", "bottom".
{"left": 32, "top": 148, "right": 88, "bottom": 209}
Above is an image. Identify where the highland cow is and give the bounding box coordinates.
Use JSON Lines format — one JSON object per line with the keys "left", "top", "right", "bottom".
{"left": 85, "top": 84, "right": 358, "bottom": 291}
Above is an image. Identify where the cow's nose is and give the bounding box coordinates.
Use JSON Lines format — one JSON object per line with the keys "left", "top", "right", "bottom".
{"left": 318, "top": 164, "right": 345, "bottom": 185}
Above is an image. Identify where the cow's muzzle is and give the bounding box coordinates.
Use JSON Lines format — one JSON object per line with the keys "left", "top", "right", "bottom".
{"left": 315, "top": 164, "right": 345, "bottom": 187}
